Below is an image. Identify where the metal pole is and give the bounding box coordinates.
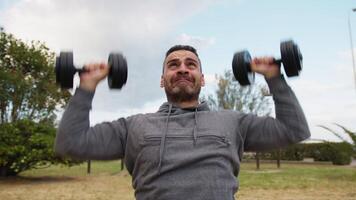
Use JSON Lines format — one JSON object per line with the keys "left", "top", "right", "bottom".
{"left": 277, "top": 149, "right": 281, "bottom": 169}
{"left": 348, "top": 8, "right": 356, "bottom": 90}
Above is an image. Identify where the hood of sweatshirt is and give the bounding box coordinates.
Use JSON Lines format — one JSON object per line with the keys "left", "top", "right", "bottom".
{"left": 155, "top": 101, "right": 210, "bottom": 174}
{"left": 157, "top": 101, "right": 210, "bottom": 114}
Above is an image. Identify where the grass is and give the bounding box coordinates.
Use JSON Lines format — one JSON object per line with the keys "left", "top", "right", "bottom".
{"left": 20, "top": 160, "right": 122, "bottom": 177}
{"left": 0, "top": 161, "right": 355, "bottom": 200}
{"left": 240, "top": 162, "right": 356, "bottom": 189}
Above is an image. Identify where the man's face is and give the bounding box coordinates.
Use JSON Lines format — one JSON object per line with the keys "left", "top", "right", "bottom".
{"left": 161, "top": 50, "right": 205, "bottom": 103}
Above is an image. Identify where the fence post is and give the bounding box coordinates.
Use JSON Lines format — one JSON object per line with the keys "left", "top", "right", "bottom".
{"left": 277, "top": 149, "right": 281, "bottom": 168}
{"left": 256, "top": 152, "right": 260, "bottom": 170}
{"left": 87, "top": 160, "right": 91, "bottom": 174}
{"left": 121, "top": 159, "right": 124, "bottom": 171}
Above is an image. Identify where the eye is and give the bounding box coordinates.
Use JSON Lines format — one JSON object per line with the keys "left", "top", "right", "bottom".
{"left": 187, "top": 62, "right": 197, "bottom": 68}
{"left": 168, "top": 62, "right": 178, "bottom": 68}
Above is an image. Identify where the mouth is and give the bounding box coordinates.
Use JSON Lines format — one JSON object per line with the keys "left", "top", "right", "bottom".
{"left": 173, "top": 78, "right": 193, "bottom": 86}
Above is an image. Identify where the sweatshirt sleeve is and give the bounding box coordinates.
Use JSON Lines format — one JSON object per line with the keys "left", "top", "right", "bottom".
{"left": 240, "top": 75, "right": 311, "bottom": 152}
{"left": 54, "top": 87, "right": 128, "bottom": 160}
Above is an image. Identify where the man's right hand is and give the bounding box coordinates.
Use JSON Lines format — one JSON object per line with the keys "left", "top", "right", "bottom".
{"left": 79, "top": 62, "right": 110, "bottom": 92}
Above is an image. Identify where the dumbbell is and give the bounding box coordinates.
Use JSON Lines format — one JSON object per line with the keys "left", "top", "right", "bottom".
{"left": 55, "top": 52, "right": 128, "bottom": 89}
{"left": 232, "top": 40, "right": 303, "bottom": 86}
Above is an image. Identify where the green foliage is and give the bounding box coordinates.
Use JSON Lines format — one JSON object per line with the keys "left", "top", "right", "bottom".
{"left": 0, "top": 29, "right": 70, "bottom": 123}
{"left": 0, "top": 30, "right": 77, "bottom": 176}
{"left": 202, "top": 70, "right": 272, "bottom": 116}
{"left": 319, "top": 124, "right": 356, "bottom": 158}
{"left": 0, "top": 119, "right": 81, "bottom": 176}
{"left": 305, "top": 142, "right": 353, "bottom": 165}
{"left": 257, "top": 142, "right": 353, "bottom": 165}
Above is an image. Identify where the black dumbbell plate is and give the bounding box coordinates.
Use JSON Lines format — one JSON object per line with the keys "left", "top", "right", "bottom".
{"left": 55, "top": 56, "right": 61, "bottom": 85}
{"left": 56, "top": 52, "right": 76, "bottom": 88}
{"left": 108, "top": 53, "right": 128, "bottom": 89}
{"left": 232, "top": 51, "right": 254, "bottom": 86}
{"left": 280, "top": 40, "right": 302, "bottom": 77}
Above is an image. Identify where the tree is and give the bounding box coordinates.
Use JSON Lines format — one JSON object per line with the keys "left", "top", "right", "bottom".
{"left": 0, "top": 29, "right": 73, "bottom": 176}
{"left": 0, "top": 29, "right": 71, "bottom": 123}
{"left": 204, "top": 70, "right": 272, "bottom": 116}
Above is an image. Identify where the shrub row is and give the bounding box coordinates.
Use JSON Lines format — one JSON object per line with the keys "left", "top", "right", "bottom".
{"left": 248, "top": 142, "right": 353, "bottom": 165}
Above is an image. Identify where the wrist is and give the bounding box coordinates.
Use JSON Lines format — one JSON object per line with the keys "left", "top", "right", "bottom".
{"left": 264, "top": 68, "right": 281, "bottom": 79}
{"left": 79, "top": 82, "right": 97, "bottom": 92}
{"left": 264, "top": 73, "right": 280, "bottom": 80}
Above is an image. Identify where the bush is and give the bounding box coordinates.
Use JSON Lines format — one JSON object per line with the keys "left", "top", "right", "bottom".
{"left": 255, "top": 142, "right": 353, "bottom": 165}
{"left": 0, "top": 119, "right": 81, "bottom": 176}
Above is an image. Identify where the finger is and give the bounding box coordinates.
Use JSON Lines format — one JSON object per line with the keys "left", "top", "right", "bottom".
{"left": 250, "top": 58, "right": 260, "bottom": 71}
{"left": 84, "top": 63, "right": 96, "bottom": 72}
{"left": 266, "top": 57, "right": 275, "bottom": 65}
{"left": 258, "top": 57, "right": 273, "bottom": 65}
{"left": 99, "top": 62, "right": 109, "bottom": 70}
{"left": 251, "top": 57, "right": 266, "bottom": 70}
{"left": 252, "top": 57, "right": 260, "bottom": 65}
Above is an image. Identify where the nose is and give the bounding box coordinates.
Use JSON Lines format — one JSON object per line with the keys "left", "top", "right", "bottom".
{"left": 177, "top": 63, "right": 189, "bottom": 75}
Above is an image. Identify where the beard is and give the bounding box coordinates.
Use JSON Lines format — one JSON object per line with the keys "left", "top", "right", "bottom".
{"left": 164, "top": 75, "right": 201, "bottom": 104}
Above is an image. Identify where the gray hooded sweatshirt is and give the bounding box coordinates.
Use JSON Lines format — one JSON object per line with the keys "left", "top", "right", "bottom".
{"left": 55, "top": 76, "right": 310, "bottom": 200}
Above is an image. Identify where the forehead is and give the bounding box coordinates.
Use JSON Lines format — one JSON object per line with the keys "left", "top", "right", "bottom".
{"left": 165, "top": 50, "right": 199, "bottom": 62}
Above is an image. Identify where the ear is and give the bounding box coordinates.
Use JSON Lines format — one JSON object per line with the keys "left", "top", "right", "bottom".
{"left": 201, "top": 74, "right": 205, "bottom": 87}
{"left": 160, "top": 75, "right": 164, "bottom": 88}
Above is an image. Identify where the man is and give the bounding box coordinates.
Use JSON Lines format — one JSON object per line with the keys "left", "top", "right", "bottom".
{"left": 55, "top": 45, "right": 310, "bottom": 200}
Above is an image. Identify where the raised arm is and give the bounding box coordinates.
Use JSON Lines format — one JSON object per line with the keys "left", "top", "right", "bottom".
{"left": 54, "top": 62, "right": 127, "bottom": 160}
{"left": 240, "top": 75, "right": 310, "bottom": 151}
{"left": 54, "top": 88, "right": 127, "bottom": 160}
{"left": 239, "top": 57, "right": 310, "bottom": 151}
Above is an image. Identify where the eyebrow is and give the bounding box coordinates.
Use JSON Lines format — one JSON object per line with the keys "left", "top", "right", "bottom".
{"left": 185, "top": 57, "right": 199, "bottom": 64}
{"left": 166, "top": 58, "right": 180, "bottom": 65}
{"left": 166, "top": 57, "right": 199, "bottom": 65}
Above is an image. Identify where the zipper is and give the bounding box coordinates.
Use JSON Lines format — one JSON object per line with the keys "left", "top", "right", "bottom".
{"left": 144, "top": 135, "right": 191, "bottom": 140}
{"left": 144, "top": 134, "right": 230, "bottom": 145}
{"left": 199, "top": 135, "right": 231, "bottom": 146}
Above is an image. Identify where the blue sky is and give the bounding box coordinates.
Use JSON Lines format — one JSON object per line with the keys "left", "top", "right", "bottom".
{"left": 1, "top": 0, "right": 356, "bottom": 142}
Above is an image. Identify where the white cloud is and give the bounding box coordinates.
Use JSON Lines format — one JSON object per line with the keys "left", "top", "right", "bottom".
{"left": 1, "top": 0, "right": 219, "bottom": 113}
{"left": 176, "top": 33, "right": 216, "bottom": 49}
{"left": 1, "top": 0, "right": 217, "bottom": 60}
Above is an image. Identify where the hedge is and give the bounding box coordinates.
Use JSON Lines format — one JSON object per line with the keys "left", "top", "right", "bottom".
{"left": 249, "top": 142, "right": 353, "bottom": 165}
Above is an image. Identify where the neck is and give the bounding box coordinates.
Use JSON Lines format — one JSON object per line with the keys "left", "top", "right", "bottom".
{"left": 169, "top": 99, "right": 199, "bottom": 109}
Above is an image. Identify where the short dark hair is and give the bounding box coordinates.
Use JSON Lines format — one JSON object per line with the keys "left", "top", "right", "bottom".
{"left": 163, "top": 45, "right": 202, "bottom": 73}
{"left": 165, "top": 45, "right": 199, "bottom": 58}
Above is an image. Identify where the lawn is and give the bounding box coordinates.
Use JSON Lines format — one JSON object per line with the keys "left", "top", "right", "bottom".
{"left": 0, "top": 161, "right": 355, "bottom": 200}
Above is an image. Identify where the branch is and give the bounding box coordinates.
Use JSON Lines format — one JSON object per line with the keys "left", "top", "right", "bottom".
{"left": 318, "top": 125, "right": 347, "bottom": 142}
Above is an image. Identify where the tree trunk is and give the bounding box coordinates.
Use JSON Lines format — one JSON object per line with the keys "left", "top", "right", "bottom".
{"left": 0, "top": 166, "right": 17, "bottom": 177}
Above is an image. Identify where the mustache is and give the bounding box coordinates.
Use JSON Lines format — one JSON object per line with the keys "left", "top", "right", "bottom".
{"left": 172, "top": 74, "right": 194, "bottom": 83}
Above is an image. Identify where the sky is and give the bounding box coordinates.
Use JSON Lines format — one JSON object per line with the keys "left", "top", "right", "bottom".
{"left": 0, "top": 0, "right": 355, "bottom": 142}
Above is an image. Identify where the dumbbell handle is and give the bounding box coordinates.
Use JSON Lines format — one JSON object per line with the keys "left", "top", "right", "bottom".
{"left": 273, "top": 58, "right": 282, "bottom": 67}
{"left": 77, "top": 66, "right": 102, "bottom": 75}
{"left": 77, "top": 67, "right": 87, "bottom": 74}
{"left": 76, "top": 64, "right": 111, "bottom": 74}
